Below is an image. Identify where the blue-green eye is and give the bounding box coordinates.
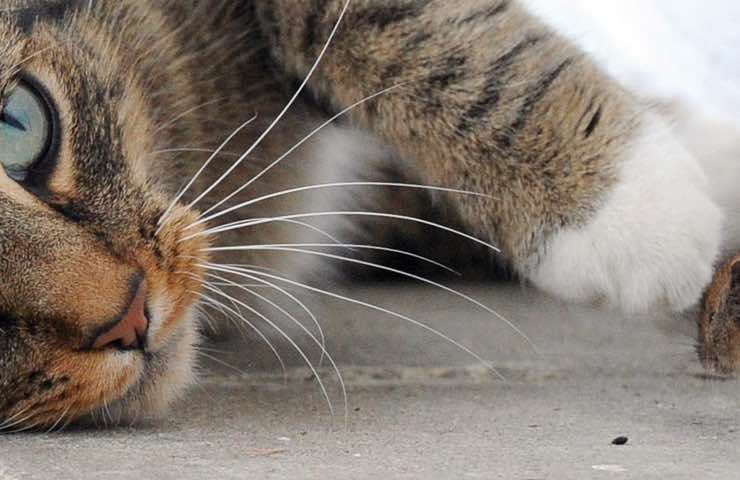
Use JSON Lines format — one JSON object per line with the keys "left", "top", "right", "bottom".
{"left": 0, "top": 83, "right": 52, "bottom": 182}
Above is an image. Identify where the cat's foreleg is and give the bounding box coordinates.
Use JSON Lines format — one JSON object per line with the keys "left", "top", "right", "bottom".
{"left": 257, "top": 0, "right": 722, "bottom": 313}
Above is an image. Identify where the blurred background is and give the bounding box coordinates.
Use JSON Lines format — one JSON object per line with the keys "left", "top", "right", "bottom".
{"left": 524, "top": 0, "right": 740, "bottom": 125}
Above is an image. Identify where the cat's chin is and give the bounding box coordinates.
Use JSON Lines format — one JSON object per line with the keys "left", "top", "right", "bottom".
{"left": 78, "top": 307, "right": 201, "bottom": 428}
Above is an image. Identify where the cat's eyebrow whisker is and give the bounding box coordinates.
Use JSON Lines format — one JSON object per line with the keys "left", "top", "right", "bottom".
{"left": 208, "top": 243, "right": 460, "bottom": 276}
{"left": 201, "top": 262, "right": 507, "bottom": 382}
{"left": 183, "top": 0, "right": 352, "bottom": 215}
{"left": 191, "top": 180, "right": 492, "bottom": 228}
{"left": 197, "top": 83, "right": 406, "bottom": 220}
{"left": 204, "top": 246, "right": 536, "bottom": 353}
{"left": 185, "top": 211, "right": 501, "bottom": 253}
{"left": 156, "top": 115, "right": 258, "bottom": 233}
{"left": 205, "top": 272, "right": 348, "bottom": 426}
{"left": 198, "top": 283, "right": 337, "bottom": 420}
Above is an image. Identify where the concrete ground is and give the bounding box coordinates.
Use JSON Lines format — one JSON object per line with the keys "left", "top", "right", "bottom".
{"left": 1, "top": 283, "right": 739, "bottom": 479}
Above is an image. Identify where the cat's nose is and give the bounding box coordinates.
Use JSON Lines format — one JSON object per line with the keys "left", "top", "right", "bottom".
{"left": 92, "top": 280, "right": 149, "bottom": 351}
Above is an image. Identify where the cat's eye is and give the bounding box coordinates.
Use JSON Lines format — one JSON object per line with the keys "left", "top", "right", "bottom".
{"left": 0, "top": 82, "right": 53, "bottom": 182}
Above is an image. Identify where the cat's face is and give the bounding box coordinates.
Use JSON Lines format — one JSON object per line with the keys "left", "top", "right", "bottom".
{"left": 0, "top": 5, "right": 208, "bottom": 430}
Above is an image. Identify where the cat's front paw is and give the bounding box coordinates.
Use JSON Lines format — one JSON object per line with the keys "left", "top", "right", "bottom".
{"left": 529, "top": 115, "right": 723, "bottom": 313}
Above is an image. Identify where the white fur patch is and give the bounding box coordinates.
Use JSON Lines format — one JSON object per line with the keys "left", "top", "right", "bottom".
{"left": 530, "top": 113, "right": 723, "bottom": 313}
{"left": 668, "top": 104, "right": 740, "bottom": 255}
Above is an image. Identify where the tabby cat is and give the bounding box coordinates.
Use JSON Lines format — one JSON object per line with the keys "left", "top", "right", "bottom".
{"left": 0, "top": 0, "right": 728, "bottom": 430}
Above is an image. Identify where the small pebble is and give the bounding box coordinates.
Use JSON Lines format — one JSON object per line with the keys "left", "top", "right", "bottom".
{"left": 612, "top": 436, "right": 629, "bottom": 445}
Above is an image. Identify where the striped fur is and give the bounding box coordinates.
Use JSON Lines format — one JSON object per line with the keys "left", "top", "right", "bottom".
{"left": 0, "top": 0, "right": 723, "bottom": 429}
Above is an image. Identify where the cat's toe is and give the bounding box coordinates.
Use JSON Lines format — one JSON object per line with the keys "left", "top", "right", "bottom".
{"left": 528, "top": 114, "right": 723, "bottom": 313}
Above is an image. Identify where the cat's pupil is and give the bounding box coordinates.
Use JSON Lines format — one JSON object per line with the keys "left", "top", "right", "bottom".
{"left": 0, "top": 82, "right": 52, "bottom": 182}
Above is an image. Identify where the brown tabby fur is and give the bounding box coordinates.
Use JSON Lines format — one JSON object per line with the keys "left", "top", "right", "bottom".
{"left": 0, "top": 0, "right": 644, "bottom": 429}
{"left": 699, "top": 254, "right": 740, "bottom": 375}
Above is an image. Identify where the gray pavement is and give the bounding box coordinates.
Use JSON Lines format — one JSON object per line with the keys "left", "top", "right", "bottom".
{"left": 1, "top": 283, "right": 739, "bottom": 479}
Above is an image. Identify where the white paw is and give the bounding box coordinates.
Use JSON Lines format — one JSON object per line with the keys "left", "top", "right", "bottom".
{"left": 530, "top": 114, "right": 723, "bottom": 313}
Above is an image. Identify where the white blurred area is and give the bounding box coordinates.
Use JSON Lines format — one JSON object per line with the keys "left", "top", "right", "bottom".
{"left": 522, "top": 0, "right": 740, "bottom": 125}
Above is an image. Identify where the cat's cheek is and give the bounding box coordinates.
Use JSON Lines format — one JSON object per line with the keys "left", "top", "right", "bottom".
{"left": 528, "top": 113, "right": 723, "bottom": 313}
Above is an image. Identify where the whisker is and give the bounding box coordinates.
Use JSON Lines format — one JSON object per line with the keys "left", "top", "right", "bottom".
{"left": 45, "top": 405, "right": 72, "bottom": 435}
{"left": 203, "top": 262, "right": 506, "bottom": 381}
{"left": 149, "top": 147, "right": 241, "bottom": 158}
{"left": 206, "top": 272, "right": 348, "bottom": 426}
{"left": 197, "top": 83, "right": 405, "bottom": 219}
{"left": 199, "top": 283, "right": 337, "bottom": 419}
{"left": 183, "top": 0, "right": 352, "bottom": 214}
{"left": 0, "top": 405, "right": 32, "bottom": 431}
{"left": 193, "top": 180, "right": 491, "bottom": 228}
{"left": 208, "top": 242, "right": 460, "bottom": 275}
{"left": 156, "top": 115, "right": 258, "bottom": 232}
{"left": 204, "top": 270, "right": 328, "bottom": 367}
{"left": 180, "top": 260, "right": 324, "bottom": 352}
{"left": 203, "top": 218, "right": 349, "bottom": 247}
{"left": 194, "top": 290, "right": 289, "bottom": 377}
{"left": 193, "top": 303, "right": 219, "bottom": 333}
{"left": 196, "top": 349, "right": 252, "bottom": 377}
{"left": 0, "top": 408, "right": 37, "bottom": 432}
{"left": 185, "top": 211, "right": 501, "bottom": 253}
{"left": 4, "top": 418, "right": 42, "bottom": 434}
{"left": 205, "top": 246, "right": 536, "bottom": 352}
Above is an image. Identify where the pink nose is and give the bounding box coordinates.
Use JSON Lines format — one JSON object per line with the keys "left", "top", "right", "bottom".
{"left": 93, "top": 280, "right": 149, "bottom": 351}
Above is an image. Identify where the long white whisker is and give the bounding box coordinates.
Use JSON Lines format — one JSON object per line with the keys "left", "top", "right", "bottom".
{"left": 196, "top": 349, "right": 251, "bottom": 377}
{"left": 208, "top": 243, "right": 459, "bottom": 275}
{"left": 233, "top": 218, "right": 350, "bottom": 247}
{"left": 156, "top": 115, "right": 258, "bottom": 232}
{"left": 185, "top": 211, "right": 501, "bottom": 253}
{"left": 195, "top": 290, "right": 288, "bottom": 377}
{"left": 180, "top": 260, "right": 326, "bottom": 358}
{"left": 206, "top": 272, "right": 348, "bottom": 426}
{"left": 203, "top": 263, "right": 506, "bottom": 381}
{"left": 194, "top": 180, "right": 490, "bottom": 227}
{"left": 198, "top": 83, "right": 405, "bottom": 219}
{"left": 200, "top": 283, "right": 337, "bottom": 419}
{"left": 205, "top": 246, "right": 536, "bottom": 353}
{"left": 184, "top": 0, "right": 352, "bottom": 214}
{"left": 205, "top": 272, "right": 327, "bottom": 362}
{"left": 205, "top": 268, "right": 328, "bottom": 367}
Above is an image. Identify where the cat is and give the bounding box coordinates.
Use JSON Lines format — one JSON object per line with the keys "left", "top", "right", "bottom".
{"left": 0, "top": 0, "right": 729, "bottom": 430}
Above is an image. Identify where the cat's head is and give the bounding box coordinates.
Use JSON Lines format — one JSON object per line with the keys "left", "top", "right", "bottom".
{"left": 0, "top": 3, "right": 210, "bottom": 430}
